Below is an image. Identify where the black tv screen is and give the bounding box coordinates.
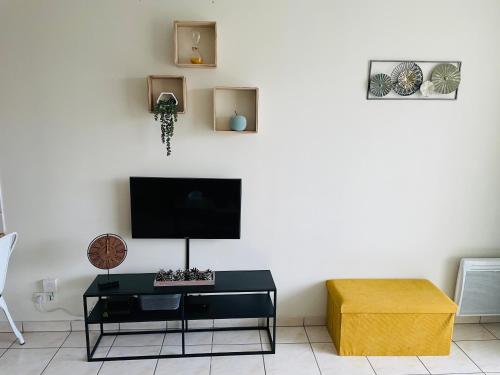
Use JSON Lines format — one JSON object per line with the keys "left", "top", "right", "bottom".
{"left": 130, "top": 177, "right": 241, "bottom": 239}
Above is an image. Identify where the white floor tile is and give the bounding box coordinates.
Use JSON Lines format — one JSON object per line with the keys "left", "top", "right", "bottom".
{"left": 456, "top": 340, "right": 500, "bottom": 372}
{"left": 213, "top": 330, "right": 261, "bottom": 344}
{"left": 276, "top": 326, "right": 308, "bottom": 343}
{"left": 305, "top": 326, "right": 332, "bottom": 343}
{"left": 264, "top": 343, "right": 320, "bottom": 375}
{"left": 453, "top": 324, "right": 495, "bottom": 341}
{"left": 212, "top": 344, "right": 262, "bottom": 353}
{"left": 368, "top": 355, "right": 428, "bottom": 375}
{"left": 155, "top": 356, "right": 210, "bottom": 375}
{"left": 12, "top": 331, "right": 69, "bottom": 348}
{"left": 99, "top": 357, "right": 157, "bottom": 375}
{"left": 312, "top": 343, "right": 375, "bottom": 375}
{"left": 482, "top": 323, "right": 500, "bottom": 339}
{"left": 211, "top": 352, "right": 265, "bottom": 375}
{"left": 0, "top": 348, "right": 57, "bottom": 375}
{"left": 161, "top": 344, "right": 211, "bottom": 355}
{"left": 107, "top": 345, "right": 160, "bottom": 357}
{"left": 62, "top": 331, "right": 115, "bottom": 348}
{"left": 112, "top": 333, "right": 164, "bottom": 346}
{"left": 42, "top": 347, "right": 108, "bottom": 375}
{"left": 164, "top": 331, "right": 212, "bottom": 345}
{"left": 0, "top": 332, "right": 16, "bottom": 348}
{"left": 419, "top": 342, "right": 480, "bottom": 374}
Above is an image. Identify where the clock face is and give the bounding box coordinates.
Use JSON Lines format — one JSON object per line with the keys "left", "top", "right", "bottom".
{"left": 87, "top": 234, "right": 127, "bottom": 270}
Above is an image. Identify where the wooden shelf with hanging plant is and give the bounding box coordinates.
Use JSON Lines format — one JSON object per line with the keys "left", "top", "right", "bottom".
{"left": 147, "top": 76, "right": 186, "bottom": 156}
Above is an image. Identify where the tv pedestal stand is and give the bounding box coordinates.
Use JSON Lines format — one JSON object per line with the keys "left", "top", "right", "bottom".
{"left": 185, "top": 237, "right": 190, "bottom": 270}
{"left": 83, "top": 270, "right": 277, "bottom": 361}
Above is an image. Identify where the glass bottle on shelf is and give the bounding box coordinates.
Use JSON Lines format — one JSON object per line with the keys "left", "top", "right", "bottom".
{"left": 190, "top": 31, "right": 203, "bottom": 64}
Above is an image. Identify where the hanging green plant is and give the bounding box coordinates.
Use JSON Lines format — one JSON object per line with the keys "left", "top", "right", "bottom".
{"left": 153, "top": 95, "right": 178, "bottom": 156}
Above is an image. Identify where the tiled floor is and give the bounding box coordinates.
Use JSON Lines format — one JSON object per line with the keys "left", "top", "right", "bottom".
{"left": 0, "top": 323, "right": 499, "bottom": 374}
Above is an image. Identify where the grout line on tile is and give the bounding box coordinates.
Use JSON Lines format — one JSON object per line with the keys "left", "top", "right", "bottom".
{"left": 455, "top": 340, "right": 486, "bottom": 373}
{"left": 258, "top": 328, "right": 267, "bottom": 375}
{"left": 40, "top": 331, "right": 69, "bottom": 375}
{"left": 304, "top": 325, "right": 323, "bottom": 375}
{"left": 96, "top": 336, "right": 119, "bottom": 374}
{"left": 6, "top": 335, "right": 17, "bottom": 350}
{"left": 110, "top": 344, "right": 163, "bottom": 348}
{"left": 58, "top": 331, "right": 72, "bottom": 347}
{"left": 96, "top": 346, "right": 111, "bottom": 374}
{"left": 17, "top": 330, "right": 73, "bottom": 333}
{"left": 153, "top": 323, "right": 167, "bottom": 375}
{"left": 481, "top": 322, "right": 500, "bottom": 339}
{"left": 8, "top": 347, "right": 65, "bottom": 350}
{"left": 104, "top": 334, "right": 119, "bottom": 358}
{"left": 416, "top": 355, "right": 431, "bottom": 374}
{"left": 208, "top": 323, "right": 215, "bottom": 375}
{"left": 366, "top": 356, "right": 378, "bottom": 375}
{"left": 39, "top": 347, "right": 61, "bottom": 375}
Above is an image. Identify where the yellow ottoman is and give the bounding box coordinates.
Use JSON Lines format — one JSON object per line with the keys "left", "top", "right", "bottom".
{"left": 326, "top": 279, "right": 457, "bottom": 356}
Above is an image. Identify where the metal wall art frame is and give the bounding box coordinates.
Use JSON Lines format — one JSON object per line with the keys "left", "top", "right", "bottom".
{"left": 367, "top": 60, "right": 462, "bottom": 101}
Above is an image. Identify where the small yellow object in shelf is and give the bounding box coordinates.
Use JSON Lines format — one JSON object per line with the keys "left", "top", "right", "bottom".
{"left": 190, "top": 57, "right": 203, "bottom": 64}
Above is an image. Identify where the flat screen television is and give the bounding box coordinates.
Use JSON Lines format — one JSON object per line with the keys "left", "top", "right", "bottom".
{"left": 130, "top": 177, "right": 241, "bottom": 239}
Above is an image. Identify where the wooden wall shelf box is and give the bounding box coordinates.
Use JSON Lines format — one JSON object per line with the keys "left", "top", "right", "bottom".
{"left": 147, "top": 75, "right": 186, "bottom": 113}
{"left": 213, "top": 87, "right": 259, "bottom": 133}
{"left": 174, "top": 21, "right": 217, "bottom": 68}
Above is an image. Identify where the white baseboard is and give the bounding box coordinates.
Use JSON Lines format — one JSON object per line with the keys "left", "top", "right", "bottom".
{"left": 0, "top": 317, "right": 324, "bottom": 332}
{"left": 480, "top": 315, "right": 500, "bottom": 323}
{"left": 23, "top": 320, "right": 70, "bottom": 332}
{"left": 8, "top": 314, "right": 496, "bottom": 332}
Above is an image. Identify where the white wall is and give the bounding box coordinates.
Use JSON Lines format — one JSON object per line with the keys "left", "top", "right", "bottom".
{"left": 1, "top": 0, "right": 500, "bottom": 321}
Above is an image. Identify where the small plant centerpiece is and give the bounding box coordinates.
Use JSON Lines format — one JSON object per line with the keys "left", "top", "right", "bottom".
{"left": 154, "top": 268, "right": 215, "bottom": 287}
{"left": 153, "top": 92, "right": 179, "bottom": 156}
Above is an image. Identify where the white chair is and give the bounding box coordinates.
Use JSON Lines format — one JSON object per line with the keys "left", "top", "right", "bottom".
{"left": 0, "top": 233, "right": 25, "bottom": 344}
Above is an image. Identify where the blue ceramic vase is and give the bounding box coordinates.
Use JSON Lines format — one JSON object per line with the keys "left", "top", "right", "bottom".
{"left": 230, "top": 112, "right": 247, "bottom": 131}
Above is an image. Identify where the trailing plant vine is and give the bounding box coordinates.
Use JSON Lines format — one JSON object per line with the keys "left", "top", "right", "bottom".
{"left": 153, "top": 97, "right": 178, "bottom": 156}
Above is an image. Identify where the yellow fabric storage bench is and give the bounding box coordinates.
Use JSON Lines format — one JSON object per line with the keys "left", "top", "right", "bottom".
{"left": 326, "top": 279, "right": 457, "bottom": 356}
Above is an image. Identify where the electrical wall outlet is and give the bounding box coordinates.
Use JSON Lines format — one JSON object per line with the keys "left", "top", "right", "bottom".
{"left": 42, "top": 278, "right": 58, "bottom": 293}
{"left": 33, "top": 291, "right": 57, "bottom": 304}
{"left": 33, "top": 292, "right": 47, "bottom": 304}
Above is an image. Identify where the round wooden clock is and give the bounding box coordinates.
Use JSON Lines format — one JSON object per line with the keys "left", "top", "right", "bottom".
{"left": 87, "top": 234, "right": 127, "bottom": 289}
{"left": 87, "top": 233, "right": 127, "bottom": 270}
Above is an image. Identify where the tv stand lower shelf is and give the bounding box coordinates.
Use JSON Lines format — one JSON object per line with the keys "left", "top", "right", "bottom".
{"left": 83, "top": 270, "right": 277, "bottom": 361}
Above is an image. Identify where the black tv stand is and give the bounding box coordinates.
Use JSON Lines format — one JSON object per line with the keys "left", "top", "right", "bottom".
{"left": 83, "top": 270, "right": 277, "bottom": 361}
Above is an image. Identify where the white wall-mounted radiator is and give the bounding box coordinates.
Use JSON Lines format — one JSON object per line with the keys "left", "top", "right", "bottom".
{"left": 455, "top": 258, "right": 500, "bottom": 316}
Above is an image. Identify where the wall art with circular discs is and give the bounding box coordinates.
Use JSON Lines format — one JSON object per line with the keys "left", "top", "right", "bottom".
{"left": 367, "top": 60, "right": 461, "bottom": 100}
